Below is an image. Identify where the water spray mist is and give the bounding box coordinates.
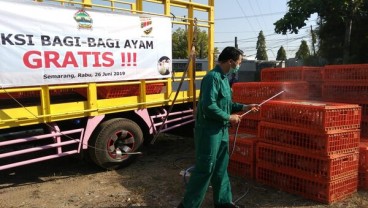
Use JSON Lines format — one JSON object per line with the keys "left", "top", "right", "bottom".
{"left": 240, "top": 90, "right": 285, "bottom": 118}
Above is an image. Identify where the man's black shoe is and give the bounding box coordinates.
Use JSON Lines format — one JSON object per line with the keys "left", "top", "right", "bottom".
{"left": 177, "top": 202, "right": 184, "bottom": 208}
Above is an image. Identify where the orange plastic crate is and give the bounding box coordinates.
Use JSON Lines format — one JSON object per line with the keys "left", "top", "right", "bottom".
{"left": 359, "top": 141, "right": 368, "bottom": 171}
{"left": 229, "top": 127, "right": 250, "bottom": 136}
{"left": 308, "top": 81, "right": 323, "bottom": 100}
{"left": 232, "top": 81, "right": 309, "bottom": 104}
{"left": 98, "top": 85, "right": 139, "bottom": 98}
{"left": 50, "top": 89, "right": 77, "bottom": 96}
{"left": 0, "top": 91, "right": 39, "bottom": 99}
{"left": 238, "top": 118, "right": 260, "bottom": 135}
{"left": 362, "top": 120, "right": 368, "bottom": 138}
{"left": 256, "top": 142, "right": 359, "bottom": 181}
{"left": 228, "top": 157, "right": 254, "bottom": 179}
{"left": 235, "top": 109, "right": 260, "bottom": 120}
{"left": 256, "top": 165, "right": 358, "bottom": 204}
{"left": 260, "top": 100, "right": 361, "bottom": 133}
{"left": 258, "top": 121, "right": 360, "bottom": 156}
{"left": 261, "top": 66, "right": 323, "bottom": 82}
{"left": 146, "top": 83, "right": 164, "bottom": 94}
{"left": 303, "top": 67, "right": 324, "bottom": 81}
{"left": 358, "top": 170, "right": 368, "bottom": 190}
{"left": 75, "top": 85, "right": 138, "bottom": 98}
{"left": 322, "top": 81, "right": 368, "bottom": 104}
{"left": 324, "top": 64, "right": 368, "bottom": 81}
{"left": 261, "top": 67, "right": 303, "bottom": 81}
{"left": 229, "top": 136, "right": 257, "bottom": 163}
{"left": 78, "top": 83, "right": 164, "bottom": 99}
{"left": 0, "top": 88, "right": 76, "bottom": 99}
{"left": 361, "top": 104, "right": 368, "bottom": 121}
{"left": 229, "top": 118, "right": 260, "bottom": 135}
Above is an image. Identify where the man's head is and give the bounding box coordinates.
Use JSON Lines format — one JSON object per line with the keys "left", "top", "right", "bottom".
{"left": 157, "top": 56, "right": 171, "bottom": 75}
{"left": 218, "top": 47, "right": 244, "bottom": 74}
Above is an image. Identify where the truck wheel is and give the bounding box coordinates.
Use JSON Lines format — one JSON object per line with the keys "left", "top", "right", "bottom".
{"left": 89, "top": 118, "right": 143, "bottom": 170}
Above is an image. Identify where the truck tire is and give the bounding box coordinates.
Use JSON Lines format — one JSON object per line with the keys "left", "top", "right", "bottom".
{"left": 89, "top": 118, "right": 143, "bottom": 170}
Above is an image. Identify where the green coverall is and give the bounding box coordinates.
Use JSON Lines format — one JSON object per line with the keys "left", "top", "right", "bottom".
{"left": 182, "top": 65, "right": 244, "bottom": 208}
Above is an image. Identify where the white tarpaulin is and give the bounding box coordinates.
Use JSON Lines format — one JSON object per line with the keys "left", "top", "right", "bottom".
{"left": 0, "top": 0, "right": 172, "bottom": 88}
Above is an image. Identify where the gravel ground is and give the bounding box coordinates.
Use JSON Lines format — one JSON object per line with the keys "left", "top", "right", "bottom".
{"left": 0, "top": 133, "right": 367, "bottom": 208}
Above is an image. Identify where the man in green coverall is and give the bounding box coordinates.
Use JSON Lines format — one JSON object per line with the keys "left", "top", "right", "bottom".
{"left": 178, "top": 47, "right": 258, "bottom": 208}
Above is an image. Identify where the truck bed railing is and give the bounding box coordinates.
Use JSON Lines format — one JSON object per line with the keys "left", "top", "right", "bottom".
{"left": 0, "top": 72, "right": 206, "bottom": 129}
{"left": 0, "top": 127, "right": 84, "bottom": 170}
{"left": 150, "top": 108, "right": 194, "bottom": 133}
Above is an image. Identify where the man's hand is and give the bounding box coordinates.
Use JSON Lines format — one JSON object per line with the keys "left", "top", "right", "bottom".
{"left": 249, "top": 104, "right": 260, "bottom": 112}
{"left": 229, "top": 114, "right": 241, "bottom": 126}
{"left": 242, "top": 104, "right": 260, "bottom": 112}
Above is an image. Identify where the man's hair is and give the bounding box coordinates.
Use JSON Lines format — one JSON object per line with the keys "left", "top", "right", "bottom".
{"left": 218, "top": 47, "right": 244, "bottom": 62}
{"left": 158, "top": 56, "right": 170, "bottom": 62}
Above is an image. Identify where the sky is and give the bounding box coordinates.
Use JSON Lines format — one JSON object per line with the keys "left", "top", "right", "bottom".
{"left": 214, "top": 0, "right": 318, "bottom": 60}
{"left": 53, "top": 0, "right": 318, "bottom": 60}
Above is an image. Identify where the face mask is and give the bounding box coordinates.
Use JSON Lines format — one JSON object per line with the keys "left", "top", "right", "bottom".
{"left": 230, "top": 64, "right": 240, "bottom": 74}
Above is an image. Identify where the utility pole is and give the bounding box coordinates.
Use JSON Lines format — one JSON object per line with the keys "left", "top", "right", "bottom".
{"left": 310, "top": 25, "right": 316, "bottom": 56}
{"left": 235, "top": 36, "right": 238, "bottom": 49}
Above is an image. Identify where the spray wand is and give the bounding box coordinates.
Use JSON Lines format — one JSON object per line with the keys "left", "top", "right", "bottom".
{"left": 230, "top": 90, "right": 285, "bottom": 156}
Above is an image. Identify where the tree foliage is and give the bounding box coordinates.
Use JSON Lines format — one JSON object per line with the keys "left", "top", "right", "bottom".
{"left": 274, "top": 0, "right": 367, "bottom": 64}
{"left": 274, "top": 0, "right": 364, "bottom": 35}
{"left": 196, "top": 29, "right": 210, "bottom": 59}
{"left": 172, "top": 28, "right": 187, "bottom": 59}
{"left": 256, "top": 30, "right": 268, "bottom": 60}
{"left": 295, "top": 40, "right": 310, "bottom": 60}
{"left": 172, "top": 27, "right": 216, "bottom": 59}
{"left": 276, "top": 46, "right": 287, "bottom": 60}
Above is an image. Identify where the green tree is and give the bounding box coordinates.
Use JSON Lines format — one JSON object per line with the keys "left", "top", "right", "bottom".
{"left": 196, "top": 29, "right": 209, "bottom": 59}
{"left": 276, "top": 46, "right": 287, "bottom": 60}
{"left": 256, "top": 30, "right": 268, "bottom": 60}
{"left": 172, "top": 28, "right": 187, "bottom": 59}
{"left": 274, "top": 0, "right": 366, "bottom": 64}
{"left": 172, "top": 27, "right": 213, "bottom": 59}
{"left": 295, "top": 40, "right": 310, "bottom": 60}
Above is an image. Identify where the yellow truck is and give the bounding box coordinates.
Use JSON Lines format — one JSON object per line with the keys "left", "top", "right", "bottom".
{"left": 0, "top": 0, "right": 214, "bottom": 170}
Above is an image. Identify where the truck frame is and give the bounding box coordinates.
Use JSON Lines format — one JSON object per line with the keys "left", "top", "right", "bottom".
{"left": 0, "top": 0, "right": 214, "bottom": 170}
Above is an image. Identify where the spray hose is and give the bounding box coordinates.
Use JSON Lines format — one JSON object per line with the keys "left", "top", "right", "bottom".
{"left": 181, "top": 91, "right": 285, "bottom": 197}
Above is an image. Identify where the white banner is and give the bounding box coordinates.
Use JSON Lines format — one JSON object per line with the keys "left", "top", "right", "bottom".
{"left": 0, "top": 0, "right": 172, "bottom": 88}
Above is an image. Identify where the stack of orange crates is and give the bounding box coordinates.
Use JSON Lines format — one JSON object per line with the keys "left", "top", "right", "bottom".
{"left": 230, "top": 67, "right": 324, "bottom": 142}
{"left": 229, "top": 69, "right": 320, "bottom": 181}
{"left": 228, "top": 79, "right": 311, "bottom": 179}
{"left": 227, "top": 134, "right": 258, "bottom": 179}
{"left": 322, "top": 64, "right": 368, "bottom": 139}
{"left": 229, "top": 65, "right": 368, "bottom": 202}
{"left": 230, "top": 81, "right": 309, "bottom": 136}
{"left": 256, "top": 100, "right": 361, "bottom": 204}
{"left": 321, "top": 64, "right": 368, "bottom": 188}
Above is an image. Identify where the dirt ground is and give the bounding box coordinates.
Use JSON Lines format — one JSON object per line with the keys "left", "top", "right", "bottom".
{"left": 0, "top": 133, "right": 367, "bottom": 208}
